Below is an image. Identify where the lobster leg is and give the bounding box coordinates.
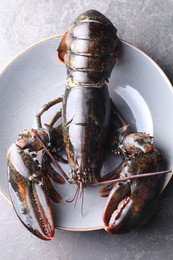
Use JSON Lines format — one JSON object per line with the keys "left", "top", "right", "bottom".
{"left": 36, "top": 97, "right": 63, "bottom": 128}
{"left": 35, "top": 104, "right": 69, "bottom": 183}
{"left": 109, "top": 101, "right": 153, "bottom": 155}
{"left": 17, "top": 125, "right": 66, "bottom": 185}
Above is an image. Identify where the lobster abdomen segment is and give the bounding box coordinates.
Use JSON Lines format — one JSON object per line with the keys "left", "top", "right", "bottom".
{"left": 58, "top": 10, "right": 119, "bottom": 85}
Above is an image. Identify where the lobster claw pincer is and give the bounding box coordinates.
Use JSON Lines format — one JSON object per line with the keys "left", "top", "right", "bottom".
{"left": 7, "top": 143, "right": 55, "bottom": 240}
{"left": 102, "top": 151, "right": 165, "bottom": 234}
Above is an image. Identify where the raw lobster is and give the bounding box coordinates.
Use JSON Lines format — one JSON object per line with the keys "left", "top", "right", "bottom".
{"left": 7, "top": 10, "right": 169, "bottom": 240}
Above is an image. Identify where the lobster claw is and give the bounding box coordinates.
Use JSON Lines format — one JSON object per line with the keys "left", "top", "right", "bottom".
{"left": 103, "top": 181, "right": 132, "bottom": 233}
{"left": 102, "top": 151, "right": 164, "bottom": 234}
{"left": 7, "top": 143, "right": 54, "bottom": 240}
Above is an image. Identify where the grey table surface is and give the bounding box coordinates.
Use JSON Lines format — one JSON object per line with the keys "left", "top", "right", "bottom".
{"left": 1, "top": 1, "right": 173, "bottom": 260}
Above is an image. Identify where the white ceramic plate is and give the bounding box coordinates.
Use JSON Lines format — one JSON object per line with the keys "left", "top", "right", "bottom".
{"left": 0, "top": 36, "right": 173, "bottom": 231}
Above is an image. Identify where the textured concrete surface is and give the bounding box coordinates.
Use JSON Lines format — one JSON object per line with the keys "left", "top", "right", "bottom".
{"left": 0, "top": 1, "right": 173, "bottom": 259}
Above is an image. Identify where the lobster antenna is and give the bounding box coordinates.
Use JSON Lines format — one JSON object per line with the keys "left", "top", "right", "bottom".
{"left": 81, "top": 185, "right": 85, "bottom": 217}
{"left": 79, "top": 181, "right": 85, "bottom": 217}
{"left": 65, "top": 181, "right": 85, "bottom": 217}
{"left": 91, "top": 169, "right": 172, "bottom": 187}
{"left": 65, "top": 185, "right": 79, "bottom": 204}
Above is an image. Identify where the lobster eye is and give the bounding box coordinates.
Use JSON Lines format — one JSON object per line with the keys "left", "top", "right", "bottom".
{"left": 137, "top": 139, "right": 145, "bottom": 145}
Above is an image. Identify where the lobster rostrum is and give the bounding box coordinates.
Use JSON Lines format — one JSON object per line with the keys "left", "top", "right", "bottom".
{"left": 7, "top": 10, "right": 169, "bottom": 240}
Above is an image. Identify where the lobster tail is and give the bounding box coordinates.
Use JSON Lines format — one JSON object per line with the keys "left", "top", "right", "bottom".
{"left": 57, "top": 9, "right": 119, "bottom": 87}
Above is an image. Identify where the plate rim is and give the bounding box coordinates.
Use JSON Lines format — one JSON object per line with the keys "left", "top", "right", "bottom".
{"left": 0, "top": 34, "right": 173, "bottom": 231}
{"left": 1, "top": 35, "right": 172, "bottom": 93}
